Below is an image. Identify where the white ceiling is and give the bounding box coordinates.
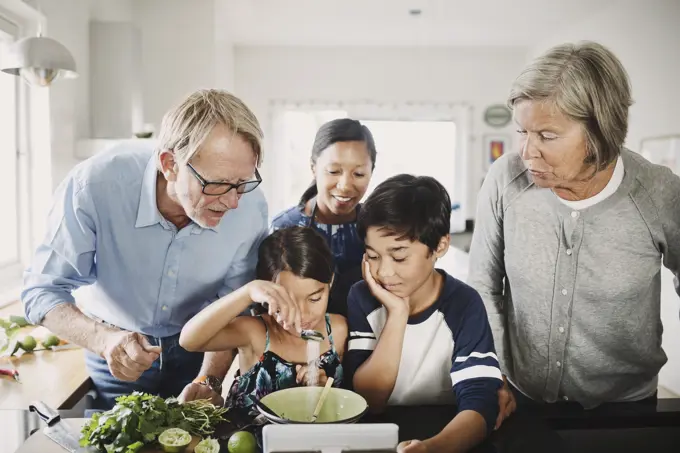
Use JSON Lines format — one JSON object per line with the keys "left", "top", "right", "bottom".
{"left": 221, "top": 0, "right": 618, "bottom": 47}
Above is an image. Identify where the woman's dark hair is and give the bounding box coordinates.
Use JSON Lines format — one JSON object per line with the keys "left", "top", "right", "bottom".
{"left": 256, "top": 226, "right": 335, "bottom": 284}
{"left": 358, "top": 174, "right": 451, "bottom": 253}
{"left": 298, "top": 118, "right": 378, "bottom": 206}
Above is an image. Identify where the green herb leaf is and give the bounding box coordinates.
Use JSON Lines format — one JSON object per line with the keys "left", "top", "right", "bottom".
{"left": 80, "top": 392, "right": 229, "bottom": 452}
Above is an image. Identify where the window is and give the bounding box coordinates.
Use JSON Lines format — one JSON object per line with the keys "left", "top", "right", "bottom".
{"left": 270, "top": 103, "right": 468, "bottom": 234}
{"left": 360, "top": 120, "right": 457, "bottom": 204}
{"left": 0, "top": 17, "right": 22, "bottom": 292}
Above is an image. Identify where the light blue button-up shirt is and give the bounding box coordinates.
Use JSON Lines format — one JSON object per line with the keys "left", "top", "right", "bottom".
{"left": 21, "top": 142, "right": 268, "bottom": 338}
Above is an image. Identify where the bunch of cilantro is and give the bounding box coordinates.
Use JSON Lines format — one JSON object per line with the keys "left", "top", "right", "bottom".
{"left": 80, "top": 392, "right": 229, "bottom": 453}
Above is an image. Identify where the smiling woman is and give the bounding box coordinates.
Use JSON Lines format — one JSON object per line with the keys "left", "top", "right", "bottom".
{"left": 270, "top": 119, "right": 378, "bottom": 317}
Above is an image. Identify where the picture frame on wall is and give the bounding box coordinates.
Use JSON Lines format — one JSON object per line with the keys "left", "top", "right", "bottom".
{"left": 483, "top": 134, "right": 511, "bottom": 170}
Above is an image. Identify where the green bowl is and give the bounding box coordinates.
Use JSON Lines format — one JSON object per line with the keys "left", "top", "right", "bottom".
{"left": 257, "top": 387, "right": 368, "bottom": 424}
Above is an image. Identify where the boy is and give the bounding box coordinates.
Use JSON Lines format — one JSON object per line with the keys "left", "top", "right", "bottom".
{"left": 345, "top": 174, "right": 503, "bottom": 453}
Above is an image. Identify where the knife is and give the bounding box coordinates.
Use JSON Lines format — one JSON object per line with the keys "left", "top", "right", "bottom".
{"left": 29, "top": 401, "right": 93, "bottom": 452}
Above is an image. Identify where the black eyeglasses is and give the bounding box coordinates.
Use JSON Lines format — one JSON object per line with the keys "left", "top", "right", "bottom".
{"left": 186, "top": 162, "right": 262, "bottom": 196}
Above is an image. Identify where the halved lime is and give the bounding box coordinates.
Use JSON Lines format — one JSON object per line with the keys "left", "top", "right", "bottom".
{"left": 158, "top": 428, "right": 192, "bottom": 453}
{"left": 195, "top": 437, "right": 220, "bottom": 453}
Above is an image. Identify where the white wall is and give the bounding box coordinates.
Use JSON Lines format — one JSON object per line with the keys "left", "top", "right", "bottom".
{"left": 30, "top": 0, "right": 89, "bottom": 190}
{"left": 528, "top": 0, "right": 680, "bottom": 153}
{"left": 89, "top": 0, "right": 141, "bottom": 139}
{"left": 133, "top": 0, "right": 218, "bottom": 133}
{"left": 27, "top": 0, "right": 222, "bottom": 184}
{"left": 529, "top": 0, "right": 680, "bottom": 396}
{"left": 89, "top": 0, "right": 133, "bottom": 22}
{"left": 234, "top": 46, "right": 526, "bottom": 220}
{"left": 214, "top": 0, "right": 234, "bottom": 92}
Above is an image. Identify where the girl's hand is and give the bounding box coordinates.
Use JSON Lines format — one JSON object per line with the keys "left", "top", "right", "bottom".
{"left": 295, "top": 363, "right": 328, "bottom": 386}
{"left": 246, "top": 280, "right": 301, "bottom": 333}
{"left": 363, "top": 257, "right": 410, "bottom": 315}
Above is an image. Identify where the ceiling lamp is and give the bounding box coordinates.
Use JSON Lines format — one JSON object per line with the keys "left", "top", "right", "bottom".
{"left": 0, "top": 27, "right": 78, "bottom": 87}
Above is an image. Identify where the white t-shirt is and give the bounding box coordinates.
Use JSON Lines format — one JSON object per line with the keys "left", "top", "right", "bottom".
{"left": 557, "top": 157, "right": 625, "bottom": 209}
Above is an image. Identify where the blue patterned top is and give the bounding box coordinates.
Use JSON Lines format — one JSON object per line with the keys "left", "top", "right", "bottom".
{"left": 270, "top": 204, "right": 364, "bottom": 276}
{"left": 225, "top": 314, "right": 343, "bottom": 413}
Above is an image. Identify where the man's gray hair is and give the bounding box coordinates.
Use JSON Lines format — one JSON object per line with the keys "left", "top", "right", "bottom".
{"left": 156, "top": 89, "right": 263, "bottom": 170}
{"left": 508, "top": 41, "right": 633, "bottom": 170}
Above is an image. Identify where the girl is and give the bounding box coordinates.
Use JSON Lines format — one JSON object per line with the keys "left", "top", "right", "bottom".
{"left": 271, "top": 118, "right": 378, "bottom": 318}
{"left": 179, "top": 226, "right": 346, "bottom": 411}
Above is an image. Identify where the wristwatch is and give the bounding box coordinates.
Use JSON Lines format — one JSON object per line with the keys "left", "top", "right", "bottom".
{"left": 193, "top": 375, "right": 223, "bottom": 395}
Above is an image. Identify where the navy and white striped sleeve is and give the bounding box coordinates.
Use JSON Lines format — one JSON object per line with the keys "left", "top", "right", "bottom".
{"left": 343, "top": 282, "right": 377, "bottom": 389}
{"left": 446, "top": 286, "right": 503, "bottom": 432}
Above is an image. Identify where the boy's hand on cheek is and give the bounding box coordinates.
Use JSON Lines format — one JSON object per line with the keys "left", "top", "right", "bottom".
{"left": 363, "top": 259, "right": 410, "bottom": 315}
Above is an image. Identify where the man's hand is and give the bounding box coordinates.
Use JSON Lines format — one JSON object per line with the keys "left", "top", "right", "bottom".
{"left": 178, "top": 382, "right": 224, "bottom": 406}
{"left": 397, "top": 440, "right": 428, "bottom": 453}
{"left": 102, "top": 330, "right": 161, "bottom": 381}
{"left": 295, "top": 364, "right": 328, "bottom": 386}
{"left": 495, "top": 376, "right": 517, "bottom": 430}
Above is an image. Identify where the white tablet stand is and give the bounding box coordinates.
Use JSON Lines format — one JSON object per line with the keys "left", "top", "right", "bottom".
{"left": 262, "top": 423, "right": 399, "bottom": 453}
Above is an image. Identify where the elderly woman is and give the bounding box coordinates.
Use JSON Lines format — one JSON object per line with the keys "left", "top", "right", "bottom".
{"left": 469, "top": 41, "right": 680, "bottom": 419}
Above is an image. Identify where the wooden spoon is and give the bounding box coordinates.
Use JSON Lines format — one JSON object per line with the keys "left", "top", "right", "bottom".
{"left": 310, "top": 377, "right": 334, "bottom": 422}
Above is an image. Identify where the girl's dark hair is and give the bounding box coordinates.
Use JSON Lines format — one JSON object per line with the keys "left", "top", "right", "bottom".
{"left": 256, "top": 226, "right": 335, "bottom": 284}
{"left": 298, "top": 118, "right": 378, "bottom": 206}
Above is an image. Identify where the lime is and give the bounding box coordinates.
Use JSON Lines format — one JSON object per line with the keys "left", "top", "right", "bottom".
{"left": 195, "top": 437, "right": 220, "bottom": 453}
{"left": 158, "top": 428, "right": 192, "bottom": 453}
{"left": 19, "top": 336, "right": 37, "bottom": 352}
{"left": 42, "top": 334, "right": 60, "bottom": 348}
{"left": 9, "top": 315, "right": 30, "bottom": 327}
{"left": 227, "top": 431, "right": 257, "bottom": 453}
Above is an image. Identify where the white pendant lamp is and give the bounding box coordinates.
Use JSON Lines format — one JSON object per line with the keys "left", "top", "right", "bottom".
{"left": 0, "top": 23, "right": 77, "bottom": 87}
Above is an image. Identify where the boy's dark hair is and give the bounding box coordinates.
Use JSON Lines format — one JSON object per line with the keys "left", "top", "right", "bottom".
{"left": 358, "top": 174, "right": 451, "bottom": 252}
{"left": 256, "top": 226, "right": 335, "bottom": 284}
{"left": 299, "top": 118, "right": 378, "bottom": 206}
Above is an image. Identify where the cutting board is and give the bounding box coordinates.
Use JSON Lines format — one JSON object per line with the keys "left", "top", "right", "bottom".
{"left": 17, "top": 418, "right": 204, "bottom": 453}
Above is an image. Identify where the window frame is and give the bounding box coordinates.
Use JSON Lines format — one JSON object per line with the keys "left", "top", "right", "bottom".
{"left": 0, "top": 11, "right": 26, "bottom": 305}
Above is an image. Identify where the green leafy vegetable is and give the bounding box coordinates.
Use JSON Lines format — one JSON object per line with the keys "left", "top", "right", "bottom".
{"left": 80, "top": 392, "right": 229, "bottom": 453}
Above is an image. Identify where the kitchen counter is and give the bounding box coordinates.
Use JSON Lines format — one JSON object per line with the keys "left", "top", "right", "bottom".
{"left": 7, "top": 398, "right": 680, "bottom": 453}
{"left": 367, "top": 398, "right": 680, "bottom": 453}
{"left": 0, "top": 302, "right": 91, "bottom": 411}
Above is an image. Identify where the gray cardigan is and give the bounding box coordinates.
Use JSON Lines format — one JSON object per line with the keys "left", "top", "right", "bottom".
{"left": 468, "top": 148, "right": 680, "bottom": 408}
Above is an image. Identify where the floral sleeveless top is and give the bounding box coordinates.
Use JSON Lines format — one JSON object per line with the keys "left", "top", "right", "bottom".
{"left": 225, "top": 314, "right": 343, "bottom": 412}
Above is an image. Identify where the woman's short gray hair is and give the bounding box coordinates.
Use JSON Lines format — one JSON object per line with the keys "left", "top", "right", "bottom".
{"left": 155, "top": 89, "right": 263, "bottom": 170}
{"left": 508, "top": 41, "right": 633, "bottom": 170}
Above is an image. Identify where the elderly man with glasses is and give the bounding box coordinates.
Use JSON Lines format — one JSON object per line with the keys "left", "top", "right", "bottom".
{"left": 21, "top": 89, "right": 268, "bottom": 410}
